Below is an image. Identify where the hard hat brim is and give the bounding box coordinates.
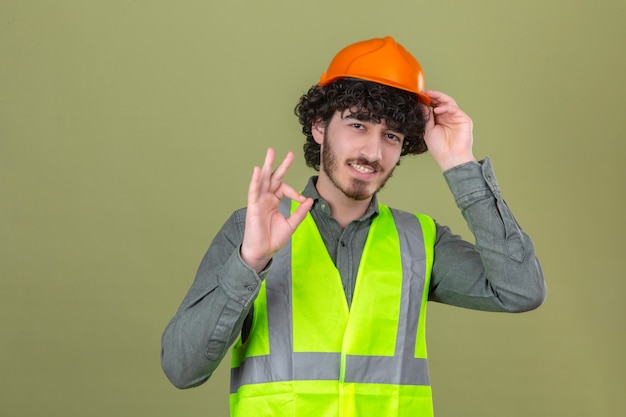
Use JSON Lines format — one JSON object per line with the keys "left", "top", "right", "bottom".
{"left": 318, "top": 74, "right": 432, "bottom": 106}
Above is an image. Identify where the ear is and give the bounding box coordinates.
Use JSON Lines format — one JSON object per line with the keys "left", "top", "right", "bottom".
{"left": 311, "top": 120, "right": 325, "bottom": 145}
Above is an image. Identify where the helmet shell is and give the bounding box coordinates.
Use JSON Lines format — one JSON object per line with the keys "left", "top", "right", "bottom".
{"left": 318, "top": 36, "right": 431, "bottom": 105}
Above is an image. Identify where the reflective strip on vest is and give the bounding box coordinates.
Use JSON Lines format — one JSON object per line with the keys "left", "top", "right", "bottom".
{"left": 230, "top": 199, "right": 436, "bottom": 416}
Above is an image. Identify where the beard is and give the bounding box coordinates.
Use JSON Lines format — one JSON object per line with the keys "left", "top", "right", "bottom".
{"left": 321, "top": 130, "right": 397, "bottom": 201}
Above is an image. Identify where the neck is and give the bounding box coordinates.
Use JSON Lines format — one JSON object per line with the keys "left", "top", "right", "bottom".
{"left": 315, "top": 174, "right": 373, "bottom": 229}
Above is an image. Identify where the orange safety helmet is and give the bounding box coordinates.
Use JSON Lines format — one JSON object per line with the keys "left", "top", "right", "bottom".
{"left": 318, "top": 36, "right": 431, "bottom": 106}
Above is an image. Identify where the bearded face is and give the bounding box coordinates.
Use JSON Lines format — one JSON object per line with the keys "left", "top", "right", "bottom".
{"left": 317, "top": 111, "right": 402, "bottom": 202}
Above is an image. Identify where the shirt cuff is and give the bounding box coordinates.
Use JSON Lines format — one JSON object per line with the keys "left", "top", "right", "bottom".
{"left": 443, "top": 157, "right": 501, "bottom": 208}
{"left": 216, "top": 247, "right": 269, "bottom": 305}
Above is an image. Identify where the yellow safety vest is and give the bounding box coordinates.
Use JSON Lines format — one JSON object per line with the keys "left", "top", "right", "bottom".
{"left": 230, "top": 200, "right": 436, "bottom": 417}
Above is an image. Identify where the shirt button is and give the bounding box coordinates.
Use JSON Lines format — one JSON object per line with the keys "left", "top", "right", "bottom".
{"left": 245, "top": 285, "right": 255, "bottom": 292}
{"left": 340, "top": 241, "right": 346, "bottom": 247}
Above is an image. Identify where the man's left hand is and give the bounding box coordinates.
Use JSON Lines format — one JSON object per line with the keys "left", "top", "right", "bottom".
{"left": 423, "top": 90, "right": 477, "bottom": 171}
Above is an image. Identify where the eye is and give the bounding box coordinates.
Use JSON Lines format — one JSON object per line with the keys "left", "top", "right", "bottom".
{"left": 351, "top": 123, "right": 365, "bottom": 130}
{"left": 384, "top": 133, "right": 402, "bottom": 143}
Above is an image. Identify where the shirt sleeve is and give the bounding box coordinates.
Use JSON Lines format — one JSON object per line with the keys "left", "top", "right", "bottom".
{"left": 161, "top": 208, "right": 266, "bottom": 389}
{"left": 428, "top": 157, "right": 547, "bottom": 312}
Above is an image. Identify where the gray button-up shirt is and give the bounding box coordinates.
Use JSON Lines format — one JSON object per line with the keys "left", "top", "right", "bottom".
{"left": 161, "top": 158, "right": 546, "bottom": 389}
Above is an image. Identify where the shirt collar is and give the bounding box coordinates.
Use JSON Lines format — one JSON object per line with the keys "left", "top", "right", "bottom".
{"left": 302, "top": 176, "right": 380, "bottom": 222}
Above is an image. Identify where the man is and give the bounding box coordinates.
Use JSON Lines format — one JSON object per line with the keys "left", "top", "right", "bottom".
{"left": 161, "top": 36, "right": 546, "bottom": 417}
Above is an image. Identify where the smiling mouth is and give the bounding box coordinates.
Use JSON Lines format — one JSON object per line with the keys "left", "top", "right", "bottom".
{"left": 349, "top": 162, "right": 376, "bottom": 174}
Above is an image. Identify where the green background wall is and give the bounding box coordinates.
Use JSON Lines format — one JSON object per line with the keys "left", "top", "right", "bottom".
{"left": 2, "top": 1, "right": 624, "bottom": 416}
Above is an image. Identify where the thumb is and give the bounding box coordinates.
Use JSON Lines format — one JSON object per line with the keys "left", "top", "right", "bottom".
{"left": 286, "top": 198, "right": 313, "bottom": 231}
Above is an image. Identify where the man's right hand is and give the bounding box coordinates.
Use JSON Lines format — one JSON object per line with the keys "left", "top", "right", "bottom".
{"left": 240, "top": 148, "right": 313, "bottom": 273}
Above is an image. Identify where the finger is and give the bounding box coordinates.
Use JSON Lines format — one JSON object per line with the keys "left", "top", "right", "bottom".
{"left": 274, "top": 182, "right": 307, "bottom": 202}
{"left": 432, "top": 105, "right": 455, "bottom": 117}
{"left": 424, "top": 90, "right": 458, "bottom": 108}
{"left": 259, "top": 148, "right": 276, "bottom": 192}
{"left": 285, "top": 198, "right": 314, "bottom": 230}
{"left": 269, "top": 151, "right": 295, "bottom": 192}
{"left": 247, "top": 165, "right": 262, "bottom": 204}
{"left": 432, "top": 104, "right": 468, "bottom": 120}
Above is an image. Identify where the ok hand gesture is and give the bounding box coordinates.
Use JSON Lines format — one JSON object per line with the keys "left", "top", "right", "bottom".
{"left": 240, "top": 148, "right": 313, "bottom": 273}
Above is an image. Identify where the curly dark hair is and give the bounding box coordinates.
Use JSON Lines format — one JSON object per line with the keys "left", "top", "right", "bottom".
{"left": 294, "top": 78, "right": 429, "bottom": 171}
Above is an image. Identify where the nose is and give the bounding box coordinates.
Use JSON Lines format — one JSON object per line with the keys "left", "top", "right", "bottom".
{"left": 360, "top": 131, "right": 383, "bottom": 162}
